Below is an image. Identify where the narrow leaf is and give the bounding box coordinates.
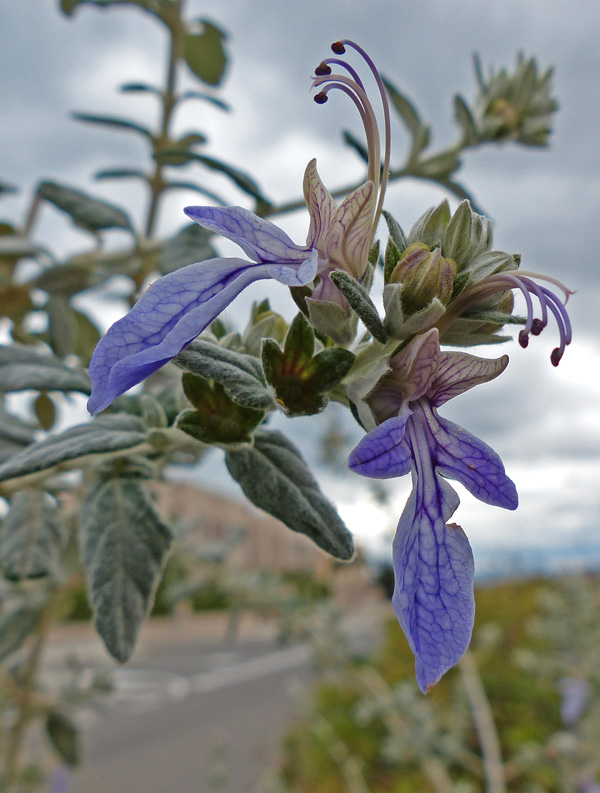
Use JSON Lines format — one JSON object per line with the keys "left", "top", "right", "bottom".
{"left": 155, "top": 151, "right": 269, "bottom": 203}
{"left": 175, "top": 339, "right": 274, "bottom": 410}
{"left": 159, "top": 223, "right": 218, "bottom": 275}
{"left": 0, "top": 607, "right": 40, "bottom": 661}
{"left": 82, "top": 475, "right": 172, "bottom": 662}
{"left": 330, "top": 270, "right": 388, "bottom": 344}
{"left": 71, "top": 112, "right": 153, "bottom": 140}
{"left": 46, "top": 711, "right": 82, "bottom": 767}
{"left": 177, "top": 90, "right": 230, "bottom": 111}
{"left": 454, "top": 95, "right": 479, "bottom": 146}
{"left": 0, "top": 491, "right": 65, "bottom": 580}
{"left": 38, "top": 181, "right": 132, "bottom": 233}
{"left": 383, "top": 77, "right": 422, "bottom": 138}
{"left": 0, "top": 415, "right": 148, "bottom": 484}
{"left": 0, "top": 344, "right": 91, "bottom": 394}
{"left": 225, "top": 429, "right": 354, "bottom": 560}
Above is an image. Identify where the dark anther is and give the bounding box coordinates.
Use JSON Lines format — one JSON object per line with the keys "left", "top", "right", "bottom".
{"left": 315, "top": 62, "right": 332, "bottom": 76}
{"left": 550, "top": 348, "right": 562, "bottom": 367}
{"left": 531, "top": 318, "right": 544, "bottom": 336}
{"left": 314, "top": 91, "right": 328, "bottom": 104}
{"left": 331, "top": 41, "right": 346, "bottom": 54}
{"left": 518, "top": 330, "right": 529, "bottom": 348}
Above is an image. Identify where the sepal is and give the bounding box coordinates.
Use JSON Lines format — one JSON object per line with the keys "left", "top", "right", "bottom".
{"left": 177, "top": 373, "right": 264, "bottom": 448}
{"left": 261, "top": 313, "right": 355, "bottom": 416}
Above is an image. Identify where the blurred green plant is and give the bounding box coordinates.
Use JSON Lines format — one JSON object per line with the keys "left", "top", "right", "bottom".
{"left": 276, "top": 575, "right": 600, "bottom": 793}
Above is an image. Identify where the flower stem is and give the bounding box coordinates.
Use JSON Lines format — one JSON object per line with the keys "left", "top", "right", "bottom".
{"left": 459, "top": 649, "right": 507, "bottom": 793}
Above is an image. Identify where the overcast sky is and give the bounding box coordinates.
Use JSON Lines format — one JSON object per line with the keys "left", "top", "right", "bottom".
{"left": 1, "top": 0, "right": 599, "bottom": 560}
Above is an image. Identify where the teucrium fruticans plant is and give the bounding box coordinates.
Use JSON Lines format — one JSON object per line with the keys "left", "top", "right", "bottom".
{"left": 0, "top": 2, "right": 567, "bottom": 787}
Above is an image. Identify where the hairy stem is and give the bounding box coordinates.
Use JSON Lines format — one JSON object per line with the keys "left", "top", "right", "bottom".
{"left": 143, "top": 0, "right": 183, "bottom": 243}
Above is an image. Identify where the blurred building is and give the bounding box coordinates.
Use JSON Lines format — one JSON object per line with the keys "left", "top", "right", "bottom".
{"left": 154, "top": 480, "right": 375, "bottom": 606}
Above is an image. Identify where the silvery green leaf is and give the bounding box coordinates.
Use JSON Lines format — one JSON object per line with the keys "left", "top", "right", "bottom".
{"left": 330, "top": 270, "right": 387, "bottom": 344}
{"left": 175, "top": 339, "right": 274, "bottom": 410}
{"left": 383, "top": 77, "right": 422, "bottom": 139}
{"left": 0, "top": 415, "right": 148, "bottom": 484}
{"left": 82, "top": 475, "right": 172, "bottom": 662}
{"left": 159, "top": 223, "right": 218, "bottom": 275}
{"left": 0, "top": 406, "right": 37, "bottom": 446}
{"left": 38, "top": 181, "right": 132, "bottom": 233}
{"left": 156, "top": 151, "right": 268, "bottom": 204}
{"left": 71, "top": 112, "right": 153, "bottom": 140}
{"left": 46, "top": 711, "right": 81, "bottom": 767}
{"left": 0, "top": 235, "right": 43, "bottom": 259}
{"left": 225, "top": 429, "right": 354, "bottom": 560}
{"left": 0, "top": 606, "right": 40, "bottom": 661}
{"left": 383, "top": 283, "right": 447, "bottom": 339}
{"left": 0, "top": 490, "right": 65, "bottom": 580}
{"left": 383, "top": 211, "right": 408, "bottom": 256}
{"left": 183, "top": 19, "right": 228, "bottom": 87}
{"left": 454, "top": 95, "right": 479, "bottom": 145}
{"left": 0, "top": 345, "right": 91, "bottom": 394}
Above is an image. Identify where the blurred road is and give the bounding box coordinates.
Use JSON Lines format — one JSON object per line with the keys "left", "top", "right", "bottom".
{"left": 46, "top": 605, "right": 388, "bottom": 793}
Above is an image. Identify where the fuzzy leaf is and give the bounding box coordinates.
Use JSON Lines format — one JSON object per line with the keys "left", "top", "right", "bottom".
{"left": 0, "top": 415, "right": 147, "bottom": 484}
{"left": 159, "top": 223, "right": 218, "bottom": 275}
{"left": 0, "top": 491, "right": 65, "bottom": 580}
{"left": 0, "top": 345, "right": 91, "bottom": 394}
{"left": 330, "top": 270, "right": 388, "bottom": 343}
{"left": 82, "top": 474, "right": 172, "bottom": 662}
{"left": 383, "top": 77, "right": 422, "bottom": 139}
{"left": 38, "top": 181, "right": 132, "bottom": 232}
{"left": 0, "top": 607, "right": 39, "bottom": 661}
{"left": 225, "top": 429, "right": 354, "bottom": 560}
{"left": 175, "top": 339, "right": 273, "bottom": 410}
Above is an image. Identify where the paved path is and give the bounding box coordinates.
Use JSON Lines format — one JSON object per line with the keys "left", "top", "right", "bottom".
{"left": 46, "top": 604, "right": 389, "bottom": 793}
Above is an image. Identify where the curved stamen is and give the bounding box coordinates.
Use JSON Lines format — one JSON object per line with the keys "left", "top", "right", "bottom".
{"left": 312, "top": 73, "right": 381, "bottom": 189}
{"left": 335, "top": 40, "right": 392, "bottom": 235}
{"left": 439, "top": 271, "right": 572, "bottom": 364}
{"left": 519, "top": 276, "right": 548, "bottom": 333}
{"left": 510, "top": 269, "right": 574, "bottom": 303}
{"left": 317, "top": 57, "right": 366, "bottom": 92}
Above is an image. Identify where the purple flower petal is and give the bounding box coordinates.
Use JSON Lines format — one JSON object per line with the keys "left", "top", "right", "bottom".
{"left": 303, "top": 159, "right": 337, "bottom": 251}
{"left": 267, "top": 248, "right": 318, "bottom": 286}
{"left": 388, "top": 328, "right": 441, "bottom": 403}
{"left": 88, "top": 257, "right": 272, "bottom": 414}
{"left": 418, "top": 402, "right": 518, "bottom": 510}
{"left": 348, "top": 409, "right": 412, "bottom": 479}
{"left": 325, "top": 181, "right": 375, "bottom": 279}
{"left": 428, "top": 351, "right": 509, "bottom": 407}
{"left": 184, "top": 205, "right": 311, "bottom": 264}
{"left": 392, "top": 465, "right": 475, "bottom": 694}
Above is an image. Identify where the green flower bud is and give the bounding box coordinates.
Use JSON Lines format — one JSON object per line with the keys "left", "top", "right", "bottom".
{"left": 471, "top": 53, "right": 558, "bottom": 147}
{"left": 389, "top": 242, "right": 458, "bottom": 315}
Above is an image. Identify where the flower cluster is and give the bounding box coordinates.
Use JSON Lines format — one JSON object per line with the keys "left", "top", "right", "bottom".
{"left": 87, "top": 40, "right": 572, "bottom": 692}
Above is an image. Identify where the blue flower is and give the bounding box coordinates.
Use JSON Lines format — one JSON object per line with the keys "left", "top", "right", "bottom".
{"left": 348, "top": 329, "right": 518, "bottom": 692}
{"left": 87, "top": 207, "right": 319, "bottom": 414}
{"left": 87, "top": 39, "right": 391, "bottom": 414}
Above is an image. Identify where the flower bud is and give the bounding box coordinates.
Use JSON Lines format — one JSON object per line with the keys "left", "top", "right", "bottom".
{"left": 389, "top": 242, "right": 458, "bottom": 315}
